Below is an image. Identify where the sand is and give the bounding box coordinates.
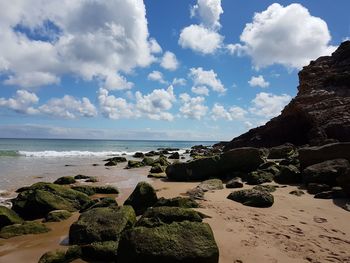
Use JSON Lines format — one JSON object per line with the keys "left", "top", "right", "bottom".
{"left": 1, "top": 167, "right": 350, "bottom": 263}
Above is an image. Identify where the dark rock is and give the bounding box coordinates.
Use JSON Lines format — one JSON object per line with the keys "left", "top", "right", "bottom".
{"left": 133, "top": 152, "right": 144, "bottom": 158}
{"left": 274, "top": 165, "right": 301, "bottom": 184}
{"left": 169, "top": 152, "right": 180, "bottom": 159}
{"left": 127, "top": 160, "right": 144, "bottom": 169}
{"left": 227, "top": 189, "right": 274, "bottom": 207}
{"left": 123, "top": 182, "right": 158, "bottom": 215}
{"left": 226, "top": 177, "right": 244, "bottom": 188}
{"left": 45, "top": 210, "right": 72, "bottom": 222}
{"left": 38, "top": 250, "right": 67, "bottom": 263}
{"left": 154, "top": 197, "right": 199, "bottom": 208}
{"left": 252, "top": 185, "right": 278, "bottom": 193}
{"left": 104, "top": 160, "right": 118, "bottom": 166}
{"left": 147, "top": 172, "right": 167, "bottom": 179}
{"left": 11, "top": 182, "right": 90, "bottom": 220}
{"left": 307, "top": 183, "right": 331, "bottom": 195}
{"left": 86, "top": 176, "right": 98, "bottom": 183}
{"left": 336, "top": 165, "right": 350, "bottom": 196}
{"left": 142, "top": 157, "right": 155, "bottom": 166}
{"left": 152, "top": 156, "right": 170, "bottom": 166}
{"left": 157, "top": 148, "right": 180, "bottom": 151}
{"left": 224, "top": 42, "right": 350, "bottom": 149}
{"left": 331, "top": 187, "right": 346, "bottom": 198}
{"left": 0, "top": 206, "right": 23, "bottom": 229}
{"left": 314, "top": 191, "right": 333, "bottom": 199}
{"left": 302, "top": 159, "right": 350, "bottom": 186}
{"left": 53, "top": 176, "right": 76, "bottom": 185}
{"left": 0, "top": 221, "right": 50, "bottom": 238}
{"left": 103, "top": 157, "right": 127, "bottom": 163}
{"left": 69, "top": 206, "right": 136, "bottom": 245}
{"left": 71, "top": 185, "right": 119, "bottom": 196}
{"left": 81, "top": 241, "right": 118, "bottom": 262}
{"left": 74, "top": 174, "right": 90, "bottom": 180}
{"left": 149, "top": 164, "right": 165, "bottom": 174}
{"left": 267, "top": 144, "right": 296, "bottom": 159}
{"left": 80, "top": 197, "right": 118, "bottom": 212}
{"left": 117, "top": 221, "right": 219, "bottom": 263}
{"left": 145, "top": 151, "right": 159, "bottom": 157}
{"left": 198, "top": 179, "right": 224, "bottom": 191}
{"left": 289, "top": 190, "right": 305, "bottom": 196}
{"left": 246, "top": 170, "right": 274, "bottom": 185}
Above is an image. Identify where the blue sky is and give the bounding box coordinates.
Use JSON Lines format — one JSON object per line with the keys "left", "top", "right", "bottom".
{"left": 0, "top": 0, "right": 349, "bottom": 140}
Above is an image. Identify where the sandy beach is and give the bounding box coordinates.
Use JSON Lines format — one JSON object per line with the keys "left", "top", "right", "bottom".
{"left": 1, "top": 161, "right": 349, "bottom": 263}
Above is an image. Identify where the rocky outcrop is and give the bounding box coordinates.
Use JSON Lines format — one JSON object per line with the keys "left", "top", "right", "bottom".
{"left": 225, "top": 41, "right": 350, "bottom": 149}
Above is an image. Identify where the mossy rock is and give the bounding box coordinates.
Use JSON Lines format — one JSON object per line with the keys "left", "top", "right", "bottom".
{"left": 133, "top": 152, "right": 145, "bottom": 158}
{"left": 69, "top": 206, "right": 136, "bottom": 245}
{"left": 0, "top": 206, "right": 23, "bottom": 229}
{"left": 0, "top": 221, "right": 50, "bottom": 238}
{"left": 127, "top": 160, "right": 145, "bottom": 169}
{"left": 274, "top": 165, "right": 301, "bottom": 184}
{"left": 39, "top": 246, "right": 81, "bottom": 263}
{"left": 267, "top": 145, "right": 296, "bottom": 159}
{"left": 117, "top": 221, "right": 219, "bottom": 263}
{"left": 289, "top": 190, "right": 305, "bottom": 197}
{"left": 142, "top": 157, "right": 155, "bottom": 166}
{"left": 199, "top": 179, "right": 224, "bottom": 191}
{"left": 86, "top": 177, "right": 98, "bottom": 183}
{"left": 74, "top": 174, "right": 90, "bottom": 180}
{"left": 103, "top": 157, "right": 127, "bottom": 163}
{"left": 54, "top": 176, "right": 76, "bottom": 185}
{"left": 226, "top": 178, "right": 244, "bottom": 188}
{"left": 72, "top": 185, "right": 119, "bottom": 196}
{"left": 227, "top": 189, "right": 274, "bottom": 208}
{"left": 81, "top": 241, "right": 118, "bottom": 262}
{"left": 11, "top": 182, "right": 91, "bottom": 220}
{"left": 71, "top": 185, "right": 96, "bottom": 196}
{"left": 154, "top": 197, "right": 199, "bottom": 208}
{"left": 105, "top": 160, "right": 118, "bottom": 166}
{"left": 169, "top": 152, "right": 180, "bottom": 159}
{"left": 150, "top": 164, "right": 165, "bottom": 174}
{"left": 246, "top": 170, "right": 274, "bottom": 185}
{"left": 153, "top": 156, "right": 171, "bottom": 167}
{"left": 80, "top": 197, "right": 118, "bottom": 212}
{"left": 124, "top": 182, "right": 158, "bottom": 215}
{"left": 45, "top": 210, "right": 72, "bottom": 222}
{"left": 136, "top": 206, "right": 203, "bottom": 227}
{"left": 252, "top": 185, "right": 278, "bottom": 193}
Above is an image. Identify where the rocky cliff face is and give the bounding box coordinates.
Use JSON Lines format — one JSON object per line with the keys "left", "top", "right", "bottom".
{"left": 224, "top": 41, "right": 350, "bottom": 150}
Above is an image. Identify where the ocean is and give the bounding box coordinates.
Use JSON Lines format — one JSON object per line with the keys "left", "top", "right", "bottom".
{"left": 0, "top": 138, "right": 216, "bottom": 204}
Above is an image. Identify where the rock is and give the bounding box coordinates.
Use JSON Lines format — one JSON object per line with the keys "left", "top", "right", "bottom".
{"left": 93, "top": 186, "right": 119, "bottom": 194}
{"left": 154, "top": 197, "right": 199, "bottom": 208}
{"left": 227, "top": 189, "right": 274, "bottom": 208}
{"left": 168, "top": 152, "right": 180, "bottom": 159}
{"left": 86, "top": 176, "right": 98, "bottom": 183}
{"left": 289, "top": 190, "right": 305, "bottom": 196}
{"left": 127, "top": 160, "right": 144, "bottom": 169}
{"left": 74, "top": 174, "right": 90, "bottom": 180}
{"left": 299, "top": 143, "right": 350, "bottom": 169}
{"left": 274, "top": 165, "right": 301, "bottom": 184}
{"left": 69, "top": 206, "right": 136, "bottom": 245}
{"left": 226, "top": 177, "right": 244, "bottom": 188}
{"left": 223, "top": 42, "right": 350, "bottom": 149}
{"left": 336, "top": 166, "right": 350, "bottom": 196}
{"left": 220, "top": 147, "right": 265, "bottom": 172}
{"left": 152, "top": 156, "right": 170, "bottom": 166}
{"left": 142, "top": 157, "right": 155, "bottom": 166}
{"left": 117, "top": 221, "right": 219, "bottom": 263}
{"left": 145, "top": 151, "right": 160, "bottom": 157}
{"left": 123, "top": 182, "right": 158, "bottom": 215}
{"left": 252, "top": 185, "right": 278, "bottom": 193}
{"left": 0, "top": 221, "right": 50, "bottom": 238}
{"left": 71, "top": 185, "right": 96, "bottom": 196}
{"left": 53, "top": 176, "right": 76, "bottom": 185}
{"left": 306, "top": 183, "right": 331, "bottom": 194}
{"left": 105, "top": 160, "right": 118, "bottom": 166}
{"left": 38, "top": 250, "right": 67, "bottom": 263}
{"left": 331, "top": 187, "right": 346, "bottom": 198}
{"left": 157, "top": 147, "right": 180, "bottom": 152}
{"left": 186, "top": 188, "right": 205, "bottom": 200}
{"left": 147, "top": 173, "right": 167, "bottom": 179}
{"left": 45, "top": 210, "right": 72, "bottom": 222}
{"left": 11, "top": 182, "right": 91, "bottom": 220}
{"left": 103, "top": 157, "right": 127, "bottom": 163}
{"left": 314, "top": 191, "right": 333, "bottom": 199}
{"left": 149, "top": 164, "right": 165, "bottom": 174}
{"left": 302, "top": 159, "right": 350, "bottom": 186}
{"left": 267, "top": 144, "right": 296, "bottom": 159}
{"left": 133, "top": 152, "right": 144, "bottom": 158}
{"left": 0, "top": 206, "right": 23, "bottom": 229}
{"left": 199, "top": 179, "right": 224, "bottom": 191}
{"left": 136, "top": 206, "right": 203, "bottom": 227}
{"left": 246, "top": 170, "right": 274, "bottom": 185}
{"left": 81, "top": 241, "right": 118, "bottom": 262}
{"left": 80, "top": 197, "right": 118, "bottom": 212}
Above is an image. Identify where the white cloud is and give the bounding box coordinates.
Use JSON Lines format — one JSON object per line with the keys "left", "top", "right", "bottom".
{"left": 172, "top": 78, "right": 187, "bottom": 86}
{"left": 160, "top": 51, "right": 179, "bottom": 71}
{"left": 228, "top": 3, "right": 336, "bottom": 69}
{"left": 101, "top": 72, "right": 134, "bottom": 91}
{"left": 248, "top": 75, "right": 269, "bottom": 88}
{"left": 147, "top": 70, "right": 167, "bottom": 84}
{"left": 179, "top": 93, "right": 208, "bottom": 120}
{"left": 189, "top": 67, "right": 226, "bottom": 93}
{"left": 191, "top": 86, "right": 209, "bottom": 96}
{"left": 0, "top": 90, "right": 39, "bottom": 114}
{"left": 191, "top": 0, "right": 223, "bottom": 29}
{"left": 0, "top": 0, "right": 157, "bottom": 89}
{"left": 249, "top": 92, "right": 291, "bottom": 118}
{"left": 179, "top": 25, "right": 223, "bottom": 54}
{"left": 211, "top": 103, "right": 247, "bottom": 121}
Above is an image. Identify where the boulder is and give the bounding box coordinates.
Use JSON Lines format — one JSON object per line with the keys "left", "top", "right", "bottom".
{"left": 72, "top": 185, "right": 118, "bottom": 195}
{"left": 0, "top": 206, "right": 23, "bottom": 229}
{"left": 127, "top": 160, "right": 144, "bottom": 169}
{"left": 39, "top": 247, "right": 81, "bottom": 263}
{"left": 246, "top": 170, "right": 274, "bottom": 185}
{"left": 153, "top": 156, "right": 171, "bottom": 166}
{"left": 226, "top": 177, "right": 244, "bottom": 188}
{"left": 337, "top": 166, "right": 350, "bottom": 196}
{"left": 117, "top": 221, "right": 219, "bottom": 263}
{"left": 252, "top": 185, "right": 278, "bottom": 193}
{"left": 267, "top": 144, "right": 296, "bottom": 159}
{"left": 274, "top": 165, "right": 301, "bottom": 184}
{"left": 136, "top": 206, "right": 203, "bottom": 227}
{"left": 74, "top": 174, "right": 91, "bottom": 180}
{"left": 169, "top": 152, "right": 180, "bottom": 159}
{"left": 123, "top": 182, "right": 158, "bottom": 215}
{"left": 198, "top": 179, "right": 224, "bottom": 191}
{"left": 81, "top": 241, "right": 118, "bottom": 262}
{"left": 145, "top": 151, "right": 159, "bottom": 157}
{"left": 302, "top": 159, "right": 350, "bottom": 186}
{"left": 142, "top": 157, "right": 155, "bottom": 166}
{"left": 307, "top": 183, "right": 331, "bottom": 195}
{"left": 149, "top": 164, "right": 165, "bottom": 173}
{"left": 133, "top": 152, "right": 144, "bottom": 158}
{"left": 11, "top": 182, "right": 91, "bottom": 219}
{"left": 69, "top": 206, "right": 136, "bottom": 245}
{"left": 220, "top": 147, "right": 265, "bottom": 172}
{"left": 86, "top": 177, "right": 98, "bottom": 183}
{"left": 103, "top": 157, "right": 127, "bottom": 163}
{"left": 53, "top": 176, "right": 76, "bottom": 185}
{"left": 104, "top": 160, "right": 118, "bottom": 166}
{"left": 314, "top": 191, "right": 333, "bottom": 199}
{"left": 289, "top": 190, "right": 305, "bottom": 196}
{"left": 154, "top": 197, "right": 198, "bottom": 208}
{"left": 80, "top": 197, "right": 118, "bottom": 212}
{"left": 227, "top": 189, "right": 274, "bottom": 208}
{"left": 45, "top": 210, "right": 72, "bottom": 222}
{"left": 0, "top": 221, "right": 50, "bottom": 238}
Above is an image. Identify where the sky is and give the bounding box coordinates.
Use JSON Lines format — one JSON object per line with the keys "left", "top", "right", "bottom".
{"left": 0, "top": 0, "right": 349, "bottom": 141}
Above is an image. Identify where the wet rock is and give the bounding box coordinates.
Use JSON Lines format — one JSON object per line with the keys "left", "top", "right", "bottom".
{"left": 133, "top": 152, "right": 144, "bottom": 158}
{"left": 314, "top": 191, "right": 333, "bottom": 199}
{"left": 169, "top": 152, "right": 180, "bottom": 159}
{"left": 149, "top": 164, "right": 165, "bottom": 174}
{"left": 103, "top": 157, "right": 127, "bottom": 163}
{"left": 152, "top": 156, "right": 170, "bottom": 166}
{"left": 38, "top": 250, "right": 67, "bottom": 263}
{"left": 81, "top": 241, "right": 118, "bottom": 262}
{"left": 0, "top": 206, "right": 23, "bottom": 229}
{"left": 45, "top": 210, "right": 72, "bottom": 222}
{"left": 71, "top": 185, "right": 119, "bottom": 196}
{"left": 104, "top": 160, "right": 118, "bottom": 166}
{"left": 154, "top": 197, "right": 199, "bottom": 208}
{"left": 80, "top": 197, "right": 118, "bottom": 212}
{"left": 227, "top": 189, "right": 274, "bottom": 208}
{"left": 53, "top": 176, "right": 76, "bottom": 185}
{"left": 226, "top": 177, "right": 244, "bottom": 188}
{"left": 252, "top": 185, "right": 278, "bottom": 193}
{"left": 0, "top": 221, "right": 50, "bottom": 238}
{"left": 142, "top": 157, "right": 155, "bottom": 166}
{"left": 74, "top": 174, "right": 90, "bottom": 180}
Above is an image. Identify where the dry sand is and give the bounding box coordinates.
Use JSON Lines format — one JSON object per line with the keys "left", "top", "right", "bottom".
{"left": 1, "top": 168, "right": 350, "bottom": 263}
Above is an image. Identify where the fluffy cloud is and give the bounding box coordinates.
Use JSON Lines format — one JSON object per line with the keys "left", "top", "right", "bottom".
{"left": 0, "top": 0, "right": 157, "bottom": 89}
{"left": 249, "top": 92, "right": 292, "bottom": 118}
{"left": 179, "top": 93, "right": 208, "bottom": 120}
{"left": 147, "top": 71, "right": 167, "bottom": 84}
{"left": 228, "top": 3, "right": 336, "bottom": 69}
{"left": 191, "top": 86, "right": 209, "bottom": 96}
{"left": 189, "top": 67, "right": 226, "bottom": 93}
{"left": 191, "top": 0, "right": 223, "bottom": 29}
{"left": 179, "top": 25, "right": 223, "bottom": 54}
{"left": 0, "top": 90, "right": 39, "bottom": 114}
{"left": 160, "top": 51, "right": 179, "bottom": 71}
{"left": 211, "top": 103, "right": 247, "bottom": 121}
{"left": 172, "top": 78, "right": 187, "bottom": 86}
{"left": 248, "top": 75, "right": 269, "bottom": 88}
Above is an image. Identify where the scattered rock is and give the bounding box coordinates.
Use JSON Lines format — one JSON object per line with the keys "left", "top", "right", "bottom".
{"left": 168, "top": 152, "right": 180, "bottom": 159}
{"left": 53, "top": 176, "right": 76, "bottom": 185}
{"left": 227, "top": 189, "right": 274, "bottom": 208}
{"left": 149, "top": 164, "right": 165, "bottom": 174}
{"left": 38, "top": 250, "right": 67, "bottom": 263}
{"left": 154, "top": 197, "right": 199, "bottom": 208}
{"left": 274, "top": 165, "right": 301, "bottom": 184}
{"left": 199, "top": 179, "right": 224, "bottom": 191}
{"left": 0, "top": 206, "right": 23, "bottom": 229}
{"left": 124, "top": 182, "right": 158, "bottom": 215}
{"left": 81, "top": 241, "right": 118, "bottom": 262}
{"left": 152, "top": 156, "right": 170, "bottom": 166}
{"left": 71, "top": 185, "right": 119, "bottom": 196}
{"left": 0, "top": 221, "right": 50, "bottom": 238}
{"left": 104, "top": 160, "right": 118, "bottom": 166}
{"left": 306, "top": 183, "right": 331, "bottom": 195}
{"left": 86, "top": 176, "right": 98, "bottom": 183}
{"left": 103, "top": 157, "right": 127, "bottom": 163}
{"left": 74, "top": 174, "right": 90, "bottom": 180}
{"left": 289, "top": 190, "right": 305, "bottom": 196}
{"left": 246, "top": 170, "right": 274, "bottom": 185}
{"left": 45, "top": 210, "right": 72, "bottom": 222}
{"left": 127, "top": 160, "right": 144, "bottom": 169}
{"left": 133, "top": 152, "right": 144, "bottom": 158}
{"left": 226, "top": 177, "right": 244, "bottom": 188}
{"left": 142, "top": 157, "right": 155, "bottom": 166}
{"left": 252, "top": 185, "right": 278, "bottom": 193}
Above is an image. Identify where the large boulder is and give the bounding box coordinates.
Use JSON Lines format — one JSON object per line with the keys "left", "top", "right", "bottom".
{"left": 267, "top": 144, "right": 296, "bottom": 159}
{"left": 299, "top": 143, "right": 350, "bottom": 169}
{"left": 0, "top": 206, "right": 23, "bottom": 229}
{"left": 154, "top": 197, "right": 199, "bottom": 208}
{"left": 274, "top": 165, "right": 301, "bottom": 184}
{"left": 71, "top": 185, "right": 119, "bottom": 196}
{"left": 11, "top": 182, "right": 91, "bottom": 220}
{"left": 246, "top": 170, "right": 274, "bottom": 185}
{"left": 0, "top": 221, "right": 50, "bottom": 238}
{"left": 117, "top": 221, "right": 219, "bottom": 263}
{"left": 45, "top": 210, "right": 72, "bottom": 222}
{"left": 80, "top": 197, "right": 118, "bottom": 212}
{"left": 69, "top": 206, "right": 136, "bottom": 245}
{"left": 169, "top": 152, "right": 180, "bottom": 159}
{"left": 226, "top": 177, "right": 244, "bottom": 188}
{"left": 81, "top": 241, "right": 118, "bottom": 262}
{"left": 227, "top": 189, "right": 274, "bottom": 208}
{"left": 198, "top": 179, "right": 224, "bottom": 191}
{"left": 53, "top": 176, "right": 76, "bottom": 185}
{"left": 302, "top": 159, "right": 350, "bottom": 186}
{"left": 123, "top": 182, "right": 158, "bottom": 216}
